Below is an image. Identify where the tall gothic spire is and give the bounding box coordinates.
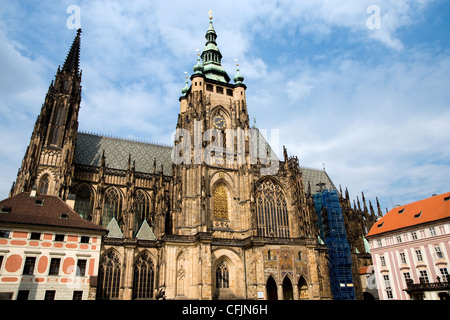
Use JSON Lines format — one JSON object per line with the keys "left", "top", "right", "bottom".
{"left": 200, "top": 12, "right": 230, "bottom": 83}
{"left": 62, "top": 28, "right": 81, "bottom": 75}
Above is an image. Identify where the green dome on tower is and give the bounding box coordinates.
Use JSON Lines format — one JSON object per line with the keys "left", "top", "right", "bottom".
{"left": 233, "top": 64, "right": 244, "bottom": 84}
{"left": 193, "top": 53, "right": 204, "bottom": 75}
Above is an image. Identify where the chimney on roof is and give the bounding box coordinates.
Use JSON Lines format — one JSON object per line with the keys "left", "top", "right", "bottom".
{"left": 66, "top": 193, "right": 76, "bottom": 210}
{"left": 30, "top": 185, "right": 37, "bottom": 197}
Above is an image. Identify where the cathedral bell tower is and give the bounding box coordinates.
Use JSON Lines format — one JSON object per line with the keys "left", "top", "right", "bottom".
{"left": 11, "top": 29, "right": 82, "bottom": 199}
{"left": 172, "top": 13, "right": 255, "bottom": 237}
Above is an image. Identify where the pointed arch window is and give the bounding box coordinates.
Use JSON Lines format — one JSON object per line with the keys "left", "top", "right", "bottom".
{"left": 216, "top": 261, "right": 229, "bottom": 288}
{"left": 214, "top": 183, "right": 229, "bottom": 220}
{"left": 255, "top": 179, "right": 290, "bottom": 238}
{"left": 49, "top": 102, "right": 66, "bottom": 146}
{"left": 102, "top": 188, "right": 122, "bottom": 228}
{"left": 134, "top": 190, "right": 150, "bottom": 234}
{"left": 74, "top": 184, "right": 94, "bottom": 220}
{"left": 133, "top": 252, "right": 155, "bottom": 300}
{"left": 38, "top": 175, "right": 50, "bottom": 195}
{"left": 97, "top": 250, "right": 121, "bottom": 300}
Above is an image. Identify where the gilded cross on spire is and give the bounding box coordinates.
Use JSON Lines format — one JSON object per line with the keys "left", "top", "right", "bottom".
{"left": 209, "top": 10, "right": 213, "bottom": 20}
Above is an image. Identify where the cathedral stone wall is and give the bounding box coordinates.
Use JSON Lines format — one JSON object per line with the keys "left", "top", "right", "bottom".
{"left": 9, "top": 20, "right": 378, "bottom": 301}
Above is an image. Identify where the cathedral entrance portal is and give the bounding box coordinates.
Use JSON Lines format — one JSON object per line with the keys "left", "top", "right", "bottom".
{"left": 266, "top": 276, "right": 278, "bottom": 300}
{"left": 298, "top": 276, "right": 309, "bottom": 300}
{"left": 282, "top": 276, "right": 293, "bottom": 300}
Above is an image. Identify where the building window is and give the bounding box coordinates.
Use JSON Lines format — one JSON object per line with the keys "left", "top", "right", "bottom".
{"left": 80, "top": 236, "right": 90, "bottom": 243}
{"left": 29, "top": 232, "right": 41, "bottom": 240}
{"left": 55, "top": 234, "right": 65, "bottom": 242}
{"left": 132, "top": 252, "right": 155, "bottom": 300}
{"left": 415, "top": 249, "right": 423, "bottom": 262}
{"left": 216, "top": 261, "right": 229, "bottom": 289}
{"left": 77, "top": 259, "right": 87, "bottom": 277}
{"left": 39, "top": 175, "right": 50, "bottom": 195}
{"left": 411, "top": 231, "right": 418, "bottom": 240}
{"left": 399, "top": 252, "right": 407, "bottom": 264}
{"left": 380, "top": 256, "right": 386, "bottom": 267}
{"left": 0, "top": 230, "right": 10, "bottom": 238}
{"left": 22, "top": 257, "right": 36, "bottom": 275}
{"left": 102, "top": 188, "right": 122, "bottom": 228}
{"left": 403, "top": 272, "right": 411, "bottom": 287}
{"left": 134, "top": 190, "right": 150, "bottom": 234}
{"left": 434, "top": 246, "right": 444, "bottom": 260}
{"left": 74, "top": 184, "right": 94, "bottom": 221}
{"left": 419, "top": 270, "right": 429, "bottom": 283}
{"left": 97, "top": 250, "right": 121, "bottom": 300}
{"left": 0, "top": 256, "right": 3, "bottom": 270}
{"left": 48, "top": 258, "right": 61, "bottom": 276}
{"left": 439, "top": 268, "right": 449, "bottom": 282}
{"left": 73, "top": 291, "right": 83, "bottom": 300}
{"left": 206, "top": 84, "right": 214, "bottom": 92}
{"left": 216, "top": 86, "right": 224, "bottom": 94}
{"left": 44, "top": 290, "right": 56, "bottom": 300}
{"left": 383, "top": 275, "right": 393, "bottom": 299}
{"left": 255, "top": 179, "right": 290, "bottom": 238}
{"left": 396, "top": 235, "right": 402, "bottom": 243}
{"left": 226, "top": 89, "right": 233, "bottom": 96}
{"left": 377, "top": 239, "right": 382, "bottom": 247}
{"left": 429, "top": 227, "right": 437, "bottom": 236}
{"left": 213, "top": 183, "right": 229, "bottom": 220}
{"left": 16, "top": 290, "right": 29, "bottom": 301}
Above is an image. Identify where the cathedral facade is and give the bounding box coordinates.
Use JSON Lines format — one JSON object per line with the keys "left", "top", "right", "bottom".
{"left": 10, "top": 17, "right": 379, "bottom": 300}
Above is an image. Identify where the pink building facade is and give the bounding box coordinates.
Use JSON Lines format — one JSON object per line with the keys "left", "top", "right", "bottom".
{"left": 366, "top": 192, "right": 450, "bottom": 300}
{"left": 0, "top": 192, "right": 106, "bottom": 300}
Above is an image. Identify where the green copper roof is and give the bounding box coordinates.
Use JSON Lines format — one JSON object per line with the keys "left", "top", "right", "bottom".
{"left": 200, "top": 20, "right": 230, "bottom": 83}
{"left": 193, "top": 54, "right": 204, "bottom": 75}
{"left": 233, "top": 65, "right": 244, "bottom": 84}
{"left": 181, "top": 76, "right": 189, "bottom": 96}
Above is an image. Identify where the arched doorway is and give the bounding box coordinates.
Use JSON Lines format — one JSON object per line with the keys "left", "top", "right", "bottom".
{"left": 298, "top": 276, "right": 309, "bottom": 300}
{"left": 282, "top": 276, "right": 293, "bottom": 300}
{"left": 266, "top": 276, "right": 278, "bottom": 300}
{"left": 363, "top": 292, "right": 375, "bottom": 300}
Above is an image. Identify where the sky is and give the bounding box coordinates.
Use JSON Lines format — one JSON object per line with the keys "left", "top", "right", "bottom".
{"left": 0, "top": 0, "right": 449, "bottom": 214}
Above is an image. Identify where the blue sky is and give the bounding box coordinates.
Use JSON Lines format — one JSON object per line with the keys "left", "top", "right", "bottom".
{"left": 1, "top": 0, "right": 450, "bottom": 214}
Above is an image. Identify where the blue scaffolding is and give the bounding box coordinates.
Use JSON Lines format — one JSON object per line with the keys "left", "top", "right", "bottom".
{"left": 314, "top": 189, "right": 355, "bottom": 300}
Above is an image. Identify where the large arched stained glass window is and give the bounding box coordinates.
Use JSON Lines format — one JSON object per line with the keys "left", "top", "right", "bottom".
{"left": 255, "top": 179, "right": 290, "bottom": 238}
{"left": 97, "top": 250, "right": 121, "bottom": 300}
{"left": 213, "top": 183, "right": 229, "bottom": 220}
{"left": 102, "top": 188, "right": 122, "bottom": 228}
{"left": 74, "top": 184, "right": 94, "bottom": 220}
{"left": 132, "top": 252, "right": 155, "bottom": 300}
{"left": 134, "top": 190, "right": 150, "bottom": 234}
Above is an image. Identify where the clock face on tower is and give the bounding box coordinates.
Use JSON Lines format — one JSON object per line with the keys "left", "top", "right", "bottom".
{"left": 212, "top": 115, "right": 226, "bottom": 130}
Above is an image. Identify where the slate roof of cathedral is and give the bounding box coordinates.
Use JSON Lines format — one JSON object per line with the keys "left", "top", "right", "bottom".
{"left": 74, "top": 132, "right": 173, "bottom": 175}
{"left": 0, "top": 192, "right": 107, "bottom": 233}
{"left": 366, "top": 191, "right": 450, "bottom": 237}
{"left": 74, "top": 133, "right": 337, "bottom": 196}
{"left": 300, "top": 167, "right": 337, "bottom": 194}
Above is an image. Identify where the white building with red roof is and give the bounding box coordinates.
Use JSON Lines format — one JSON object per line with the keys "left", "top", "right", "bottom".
{"left": 0, "top": 190, "right": 107, "bottom": 300}
{"left": 366, "top": 192, "right": 450, "bottom": 300}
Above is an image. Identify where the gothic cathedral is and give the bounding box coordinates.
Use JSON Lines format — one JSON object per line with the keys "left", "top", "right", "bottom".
{"left": 10, "top": 16, "right": 379, "bottom": 300}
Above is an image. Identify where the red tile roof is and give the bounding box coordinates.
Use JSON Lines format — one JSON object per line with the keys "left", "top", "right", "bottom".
{"left": 366, "top": 191, "right": 450, "bottom": 237}
{"left": 0, "top": 192, "right": 106, "bottom": 233}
